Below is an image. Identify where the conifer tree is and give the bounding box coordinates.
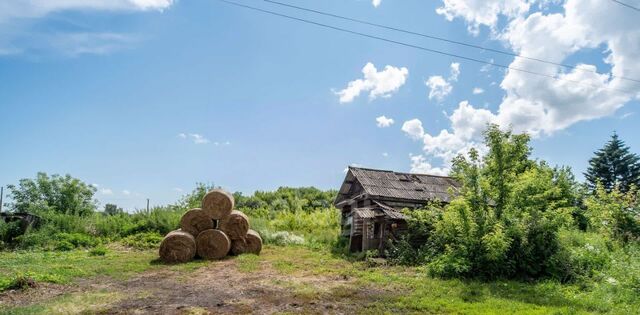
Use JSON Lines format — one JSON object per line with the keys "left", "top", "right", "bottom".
{"left": 585, "top": 133, "right": 640, "bottom": 192}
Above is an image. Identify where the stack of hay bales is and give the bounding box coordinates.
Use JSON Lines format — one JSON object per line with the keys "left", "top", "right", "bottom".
{"left": 159, "top": 189, "right": 262, "bottom": 263}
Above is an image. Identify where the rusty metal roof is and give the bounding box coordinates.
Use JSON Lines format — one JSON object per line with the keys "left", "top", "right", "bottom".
{"left": 335, "top": 166, "right": 460, "bottom": 205}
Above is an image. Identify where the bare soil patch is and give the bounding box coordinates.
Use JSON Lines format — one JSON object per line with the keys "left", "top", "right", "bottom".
{"left": 1, "top": 256, "right": 391, "bottom": 314}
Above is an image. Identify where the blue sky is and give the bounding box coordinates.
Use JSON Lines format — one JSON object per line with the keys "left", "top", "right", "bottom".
{"left": 1, "top": 0, "right": 639, "bottom": 211}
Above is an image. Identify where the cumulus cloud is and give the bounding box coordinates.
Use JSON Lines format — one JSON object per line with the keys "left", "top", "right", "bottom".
{"left": 405, "top": 0, "right": 640, "bottom": 173}
{"left": 376, "top": 115, "right": 395, "bottom": 128}
{"left": 426, "top": 76, "right": 452, "bottom": 102}
{"left": 100, "top": 188, "right": 113, "bottom": 195}
{"left": 426, "top": 62, "right": 461, "bottom": 102}
{"left": 473, "top": 87, "right": 484, "bottom": 94}
{"left": 122, "top": 190, "right": 131, "bottom": 195}
{"left": 336, "top": 62, "right": 409, "bottom": 103}
{"left": 409, "top": 154, "right": 450, "bottom": 176}
{"left": 372, "top": 0, "right": 382, "bottom": 8}
{"left": 401, "top": 119, "right": 425, "bottom": 140}
{"left": 403, "top": 101, "right": 495, "bottom": 163}
{"left": 436, "top": 0, "right": 531, "bottom": 34}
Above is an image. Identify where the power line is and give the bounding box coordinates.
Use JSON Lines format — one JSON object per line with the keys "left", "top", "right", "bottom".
{"left": 611, "top": 0, "right": 640, "bottom": 12}
{"left": 265, "top": 0, "right": 640, "bottom": 84}
{"left": 218, "top": 0, "right": 637, "bottom": 96}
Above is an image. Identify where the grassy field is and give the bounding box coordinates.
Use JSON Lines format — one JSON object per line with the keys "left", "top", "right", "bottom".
{"left": 1, "top": 245, "right": 637, "bottom": 314}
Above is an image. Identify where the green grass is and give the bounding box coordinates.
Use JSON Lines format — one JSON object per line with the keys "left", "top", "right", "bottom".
{"left": 1, "top": 245, "right": 638, "bottom": 314}
{"left": 258, "top": 246, "right": 640, "bottom": 314}
{"left": 0, "top": 247, "right": 208, "bottom": 292}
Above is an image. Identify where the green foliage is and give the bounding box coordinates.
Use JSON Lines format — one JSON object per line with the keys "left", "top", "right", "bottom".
{"left": 584, "top": 185, "right": 640, "bottom": 243}
{"left": 103, "top": 203, "right": 123, "bottom": 216}
{"left": 6, "top": 172, "right": 97, "bottom": 216}
{"left": 585, "top": 132, "right": 640, "bottom": 193}
{"left": 120, "top": 232, "right": 163, "bottom": 249}
{"left": 0, "top": 220, "right": 24, "bottom": 249}
{"left": 248, "top": 207, "right": 341, "bottom": 249}
{"left": 89, "top": 246, "right": 107, "bottom": 256}
{"left": 385, "top": 204, "right": 443, "bottom": 265}
{"left": 391, "top": 125, "right": 580, "bottom": 280}
{"left": 235, "top": 187, "right": 337, "bottom": 214}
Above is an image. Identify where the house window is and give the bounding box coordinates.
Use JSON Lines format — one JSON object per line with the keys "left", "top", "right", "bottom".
{"left": 373, "top": 222, "right": 381, "bottom": 238}
{"left": 367, "top": 221, "right": 375, "bottom": 239}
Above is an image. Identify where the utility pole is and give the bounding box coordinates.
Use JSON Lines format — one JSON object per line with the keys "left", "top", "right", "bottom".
{"left": 0, "top": 186, "right": 3, "bottom": 213}
{"left": 146, "top": 198, "right": 150, "bottom": 212}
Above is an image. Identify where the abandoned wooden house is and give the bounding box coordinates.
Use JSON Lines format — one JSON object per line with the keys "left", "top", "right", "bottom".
{"left": 334, "top": 166, "right": 460, "bottom": 252}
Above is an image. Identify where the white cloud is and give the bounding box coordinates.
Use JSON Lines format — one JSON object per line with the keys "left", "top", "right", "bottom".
{"left": 173, "top": 187, "right": 183, "bottom": 193}
{"left": 0, "top": 0, "right": 174, "bottom": 22}
{"left": 382, "top": 152, "right": 389, "bottom": 157}
{"left": 100, "top": 188, "right": 113, "bottom": 195}
{"left": 336, "top": 62, "right": 409, "bottom": 103}
{"left": 473, "top": 87, "right": 485, "bottom": 94}
{"left": 179, "top": 133, "right": 210, "bottom": 144}
{"left": 426, "top": 76, "right": 452, "bottom": 102}
{"left": 401, "top": 119, "right": 425, "bottom": 140}
{"left": 0, "top": 0, "right": 175, "bottom": 56}
{"left": 436, "top": 0, "right": 531, "bottom": 34}
{"left": 91, "top": 183, "right": 100, "bottom": 188}
{"left": 407, "top": 0, "right": 640, "bottom": 174}
{"left": 122, "top": 190, "right": 131, "bottom": 195}
{"left": 426, "top": 62, "right": 461, "bottom": 102}
{"left": 450, "top": 62, "right": 460, "bottom": 81}
{"left": 404, "top": 101, "right": 495, "bottom": 162}
{"left": 409, "top": 154, "right": 450, "bottom": 176}
{"left": 189, "top": 134, "right": 209, "bottom": 144}
{"left": 372, "top": 0, "right": 382, "bottom": 8}
{"left": 376, "top": 115, "right": 395, "bottom": 128}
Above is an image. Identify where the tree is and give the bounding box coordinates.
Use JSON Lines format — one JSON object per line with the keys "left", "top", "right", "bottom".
{"left": 427, "top": 124, "right": 577, "bottom": 280}
{"left": 585, "top": 133, "right": 640, "bottom": 193}
{"left": 6, "top": 172, "right": 97, "bottom": 216}
{"left": 104, "top": 203, "right": 124, "bottom": 216}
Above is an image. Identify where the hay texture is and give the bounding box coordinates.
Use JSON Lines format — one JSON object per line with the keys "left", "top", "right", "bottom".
{"left": 219, "top": 210, "right": 249, "bottom": 240}
{"left": 202, "top": 189, "right": 234, "bottom": 220}
{"left": 179, "top": 208, "right": 214, "bottom": 237}
{"left": 196, "top": 229, "right": 231, "bottom": 260}
{"left": 159, "top": 230, "right": 196, "bottom": 264}
{"left": 231, "top": 230, "right": 262, "bottom": 255}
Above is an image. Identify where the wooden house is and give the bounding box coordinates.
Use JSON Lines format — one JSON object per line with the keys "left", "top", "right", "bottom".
{"left": 334, "top": 166, "right": 460, "bottom": 252}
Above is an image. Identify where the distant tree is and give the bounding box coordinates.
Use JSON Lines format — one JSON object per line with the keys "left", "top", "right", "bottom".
{"left": 6, "top": 172, "right": 97, "bottom": 216}
{"left": 104, "top": 203, "right": 124, "bottom": 216}
{"left": 585, "top": 133, "right": 640, "bottom": 192}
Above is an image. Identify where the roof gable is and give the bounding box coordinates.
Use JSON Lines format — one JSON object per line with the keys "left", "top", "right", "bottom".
{"left": 335, "top": 166, "right": 460, "bottom": 205}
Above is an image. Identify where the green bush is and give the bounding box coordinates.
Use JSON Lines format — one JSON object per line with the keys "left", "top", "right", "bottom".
{"left": 121, "top": 232, "right": 163, "bottom": 250}
{"left": 89, "top": 246, "right": 107, "bottom": 256}
{"left": 53, "top": 233, "right": 101, "bottom": 248}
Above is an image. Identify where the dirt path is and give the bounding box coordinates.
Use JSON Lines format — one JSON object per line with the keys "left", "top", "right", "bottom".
{"left": 1, "top": 256, "right": 389, "bottom": 314}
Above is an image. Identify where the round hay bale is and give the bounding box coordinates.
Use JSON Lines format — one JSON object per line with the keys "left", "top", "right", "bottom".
{"left": 196, "top": 229, "right": 231, "bottom": 260}
{"left": 218, "top": 210, "right": 249, "bottom": 240}
{"left": 231, "top": 230, "right": 262, "bottom": 255}
{"left": 159, "top": 230, "right": 196, "bottom": 264}
{"left": 202, "top": 189, "right": 234, "bottom": 220}
{"left": 180, "top": 208, "right": 214, "bottom": 237}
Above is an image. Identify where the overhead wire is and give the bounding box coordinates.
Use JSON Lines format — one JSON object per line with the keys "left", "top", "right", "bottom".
{"left": 610, "top": 0, "right": 640, "bottom": 12}
{"left": 217, "top": 0, "right": 638, "bottom": 96}
{"left": 264, "top": 0, "right": 640, "bottom": 84}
